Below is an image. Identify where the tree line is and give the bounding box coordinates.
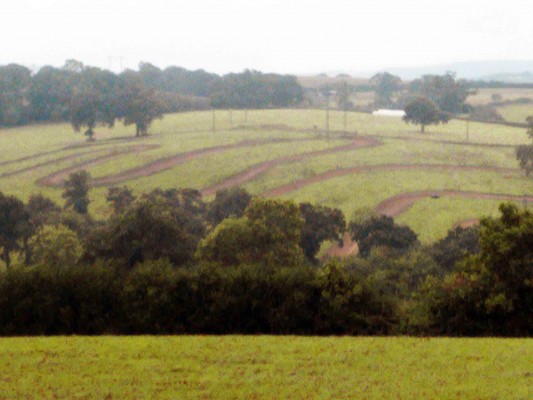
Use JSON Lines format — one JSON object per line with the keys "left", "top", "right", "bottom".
{"left": 0, "top": 61, "right": 304, "bottom": 132}
{"left": 0, "top": 172, "right": 530, "bottom": 336}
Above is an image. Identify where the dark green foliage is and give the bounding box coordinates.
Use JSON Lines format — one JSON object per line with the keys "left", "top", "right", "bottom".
{"left": 0, "top": 192, "right": 31, "bottom": 267}
{"left": 83, "top": 197, "right": 199, "bottom": 268}
{"left": 210, "top": 70, "right": 303, "bottom": 109}
{"left": 349, "top": 215, "right": 418, "bottom": 258}
{"left": 207, "top": 187, "right": 252, "bottom": 226}
{"left": 429, "top": 226, "right": 480, "bottom": 273}
{"left": 28, "top": 66, "right": 73, "bottom": 122}
{"left": 403, "top": 96, "right": 450, "bottom": 132}
{"left": 62, "top": 171, "right": 91, "bottom": 214}
{"left": 197, "top": 198, "right": 304, "bottom": 267}
{"left": 0, "top": 64, "right": 32, "bottom": 126}
{"left": 118, "top": 75, "right": 164, "bottom": 136}
{"left": 68, "top": 67, "right": 121, "bottom": 139}
{"left": 370, "top": 72, "right": 402, "bottom": 108}
{"left": 106, "top": 187, "right": 136, "bottom": 214}
{"left": 408, "top": 72, "right": 472, "bottom": 114}
{"left": 515, "top": 116, "right": 533, "bottom": 176}
{"left": 421, "top": 203, "right": 533, "bottom": 336}
{"left": 299, "top": 202, "right": 345, "bottom": 262}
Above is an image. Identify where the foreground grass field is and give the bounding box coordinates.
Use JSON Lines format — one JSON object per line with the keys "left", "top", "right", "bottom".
{"left": 1, "top": 109, "right": 532, "bottom": 241}
{"left": 0, "top": 336, "right": 531, "bottom": 399}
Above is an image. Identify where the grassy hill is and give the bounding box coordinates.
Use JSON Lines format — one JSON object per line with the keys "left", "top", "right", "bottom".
{"left": 1, "top": 109, "right": 532, "bottom": 242}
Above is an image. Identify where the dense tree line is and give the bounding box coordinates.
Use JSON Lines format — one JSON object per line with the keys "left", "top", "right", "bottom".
{"left": 0, "top": 61, "right": 305, "bottom": 130}
{"left": 0, "top": 172, "right": 530, "bottom": 336}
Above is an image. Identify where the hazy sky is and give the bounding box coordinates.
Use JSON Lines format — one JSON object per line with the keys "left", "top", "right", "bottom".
{"left": 2, "top": 0, "right": 532, "bottom": 74}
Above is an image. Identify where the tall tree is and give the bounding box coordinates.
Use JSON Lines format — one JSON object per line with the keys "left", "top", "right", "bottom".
{"left": 408, "top": 72, "right": 472, "bottom": 114}
{"left": 0, "top": 64, "right": 32, "bottom": 126}
{"left": 370, "top": 72, "right": 402, "bottom": 108}
{"left": 0, "top": 192, "right": 31, "bottom": 267}
{"left": 515, "top": 116, "right": 533, "bottom": 176}
{"left": 62, "top": 171, "right": 91, "bottom": 214}
{"left": 119, "top": 78, "right": 164, "bottom": 136}
{"left": 403, "top": 97, "right": 450, "bottom": 133}
{"left": 299, "top": 203, "right": 346, "bottom": 262}
{"left": 68, "top": 67, "right": 120, "bottom": 140}
{"left": 349, "top": 215, "right": 418, "bottom": 258}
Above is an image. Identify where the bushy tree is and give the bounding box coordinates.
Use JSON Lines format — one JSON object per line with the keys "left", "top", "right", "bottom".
{"left": 403, "top": 97, "right": 449, "bottom": 133}
{"left": 68, "top": 67, "right": 121, "bottom": 139}
{"left": 107, "top": 187, "right": 136, "bottom": 214}
{"left": 299, "top": 202, "right": 345, "bottom": 262}
{"left": 118, "top": 74, "right": 163, "bottom": 136}
{"left": 0, "top": 192, "right": 31, "bottom": 267}
{"left": 422, "top": 203, "right": 533, "bottom": 335}
{"left": 197, "top": 198, "right": 304, "bottom": 267}
{"left": 83, "top": 196, "right": 200, "bottom": 268}
{"left": 0, "top": 64, "right": 32, "bottom": 126}
{"left": 62, "top": 171, "right": 91, "bottom": 214}
{"left": 370, "top": 72, "right": 402, "bottom": 108}
{"left": 31, "top": 225, "right": 82, "bottom": 268}
{"left": 207, "top": 187, "right": 252, "bottom": 226}
{"left": 515, "top": 116, "right": 533, "bottom": 176}
{"left": 408, "top": 72, "right": 472, "bottom": 114}
{"left": 349, "top": 215, "right": 418, "bottom": 258}
{"left": 429, "top": 225, "right": 480, "bottom": 273}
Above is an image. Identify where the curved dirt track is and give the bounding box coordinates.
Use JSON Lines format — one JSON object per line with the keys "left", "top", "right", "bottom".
{"left": 38, "top": 137, "right": 326, "bottom": 188}
{"left": 200, "top": 136, "right": 381, "bottom": 196}
{"left": 374, "top": 190, "right": 533, "bottom": 218}
{"left": 262, "top": 164, "right": 520, "bottom": 198}
{"left": 37, "top": 144, "right": 159, "bottom": 187}
{"left": 0, "top": 148, "right": 107, "bottom": 179}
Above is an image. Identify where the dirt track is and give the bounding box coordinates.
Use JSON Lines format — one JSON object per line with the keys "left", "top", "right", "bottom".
{"left": 374, "top": 190, "right": 533, "bottom": 218}
{"left": 36, "top": 144, "right": 159, "bottom": 187}
{"left": 200, "top": 137, "right": 381, "bottom": 196}
{"left": 262, "top": 164, "right": 520, "bottom": 198}
{"left": 36, "top": 137, "right": 327, "bottom": 188}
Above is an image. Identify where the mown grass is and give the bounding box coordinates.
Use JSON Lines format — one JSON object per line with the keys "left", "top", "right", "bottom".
{"left": 0, "top": 109, "right": 530, "bottom": 240}
{"left": 0, "top": 336, "right": 530, "bottom": 399}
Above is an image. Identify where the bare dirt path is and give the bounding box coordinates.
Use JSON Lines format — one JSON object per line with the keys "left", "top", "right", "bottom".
{"left": 262, "top": 164, "right": 520, "bottom": 198}
{"left": 325, "top": 232, "right": 359, "bottom": 259}
{"left": 374, "top": 190, "right": 533, "bottom": 218}
{"left": 0, "top": 148, "right": 107, "bottom": 179}
{"left": 200, "top": 137, "right": 381, "bottom": 196}
{"left": 36, "top": 144, "right": 159, "bottom": 187}
{"left": 37, "top": 137, "right": 323, "bottom": 188}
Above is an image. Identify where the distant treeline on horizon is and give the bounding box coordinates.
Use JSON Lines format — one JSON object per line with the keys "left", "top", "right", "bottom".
{"left": 0, "top": 60, "right": 304, "bottom": 127}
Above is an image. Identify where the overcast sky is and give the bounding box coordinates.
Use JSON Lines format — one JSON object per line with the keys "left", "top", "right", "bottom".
{"left": 2, "top": 0, "right": 532, "bottom": 75}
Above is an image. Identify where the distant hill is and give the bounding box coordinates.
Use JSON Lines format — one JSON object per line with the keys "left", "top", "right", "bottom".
{"left": 332, "top": 60, "right": 533, "bottom": 83}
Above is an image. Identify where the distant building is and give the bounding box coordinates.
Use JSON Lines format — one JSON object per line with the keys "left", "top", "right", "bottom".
{"left": 372, "top": 109, "right": 406, "bottom": 117}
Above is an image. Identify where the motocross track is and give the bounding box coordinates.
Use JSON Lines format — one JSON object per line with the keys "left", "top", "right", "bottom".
{"left": 200, "top": 136, "right": 381, "bottom": 196}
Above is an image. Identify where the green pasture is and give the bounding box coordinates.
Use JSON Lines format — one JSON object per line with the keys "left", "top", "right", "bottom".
{"left": 0, "top": 336, "right": 530, "bottom": 399}
{"left": 498, "top": 104, "right": 533, "bottom": 124}
{"left": 468, "top": 87, "right": 533, "bottom": 105}
{"left": 0, "top": 109, "right": 531, "bottom": 241}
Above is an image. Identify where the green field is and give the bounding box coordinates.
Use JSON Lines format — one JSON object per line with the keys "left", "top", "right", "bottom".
{"left": 497, "top": 104, "right": 533, "bottom": 123}
{"left": 1, "top": 109, "right": 532, "bottom": 242}
{"left": 0, "top": 336, "right": 531, "bottom": 399}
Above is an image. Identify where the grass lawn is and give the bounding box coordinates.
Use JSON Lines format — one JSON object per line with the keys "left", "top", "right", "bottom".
{"left": 0, "top": 336, "right": 531, "bottom": 399}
